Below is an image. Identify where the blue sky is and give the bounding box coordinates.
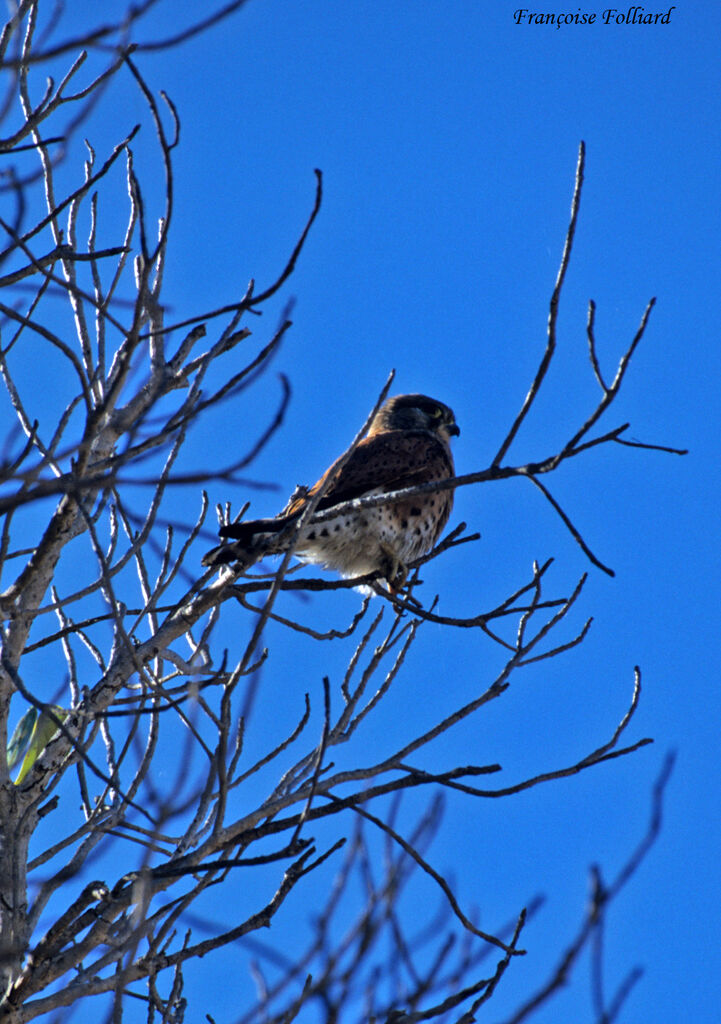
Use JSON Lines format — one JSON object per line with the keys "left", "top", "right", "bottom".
{"left": 7, "top": 2, "right": 720, "bottom": 1021}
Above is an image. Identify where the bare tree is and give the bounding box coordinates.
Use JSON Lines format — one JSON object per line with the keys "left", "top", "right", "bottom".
{"left": 0, "top": 4, "right": 684, "bottom": 1022}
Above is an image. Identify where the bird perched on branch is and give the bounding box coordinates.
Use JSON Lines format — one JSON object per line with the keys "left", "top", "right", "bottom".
{"left": 202, "top": 393, "right": 459, "bottom": 591}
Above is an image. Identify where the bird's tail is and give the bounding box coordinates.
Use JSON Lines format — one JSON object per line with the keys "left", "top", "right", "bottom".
{"left": 201, "top": 515, "right": 295, "bottom": 568}
{"left": 201, "top": 542, "right": 253, "bottom": 568}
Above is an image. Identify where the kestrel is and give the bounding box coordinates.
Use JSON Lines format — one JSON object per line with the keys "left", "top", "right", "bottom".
{"left": 202, "top": 393, "right": 459, "bottom": 590}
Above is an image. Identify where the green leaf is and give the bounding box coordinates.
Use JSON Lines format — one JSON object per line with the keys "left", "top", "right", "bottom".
{"left": 14, "top": 706, "right": 68, "bottom": 786}
{"left": 7, "top": 707, "right": 38, "bottom": 771}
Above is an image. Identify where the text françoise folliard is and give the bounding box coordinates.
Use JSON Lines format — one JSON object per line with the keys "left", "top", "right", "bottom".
{"left": 513, "top": 7, "right": 676, "bottom": 27}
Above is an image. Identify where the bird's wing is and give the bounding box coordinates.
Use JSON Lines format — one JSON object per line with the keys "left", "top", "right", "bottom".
{"left": 215, "top": 430, "right": 453, "bottom": 547}
{"left": 283, "top": 429, "right": 453, "bottom": 515}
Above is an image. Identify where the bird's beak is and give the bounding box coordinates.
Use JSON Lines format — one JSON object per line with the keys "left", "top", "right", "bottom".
{"left": 447, "top": 422, "right": 460, "bottom": 438}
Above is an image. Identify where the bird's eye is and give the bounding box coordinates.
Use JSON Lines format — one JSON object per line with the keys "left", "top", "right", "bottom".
{"left": 430, "top": 406, "right": 443, "bottom": 419}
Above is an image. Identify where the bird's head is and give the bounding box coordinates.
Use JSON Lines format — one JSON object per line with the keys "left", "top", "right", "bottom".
{"left": 369, "top": 393, "right": 460, "bottom": 444}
